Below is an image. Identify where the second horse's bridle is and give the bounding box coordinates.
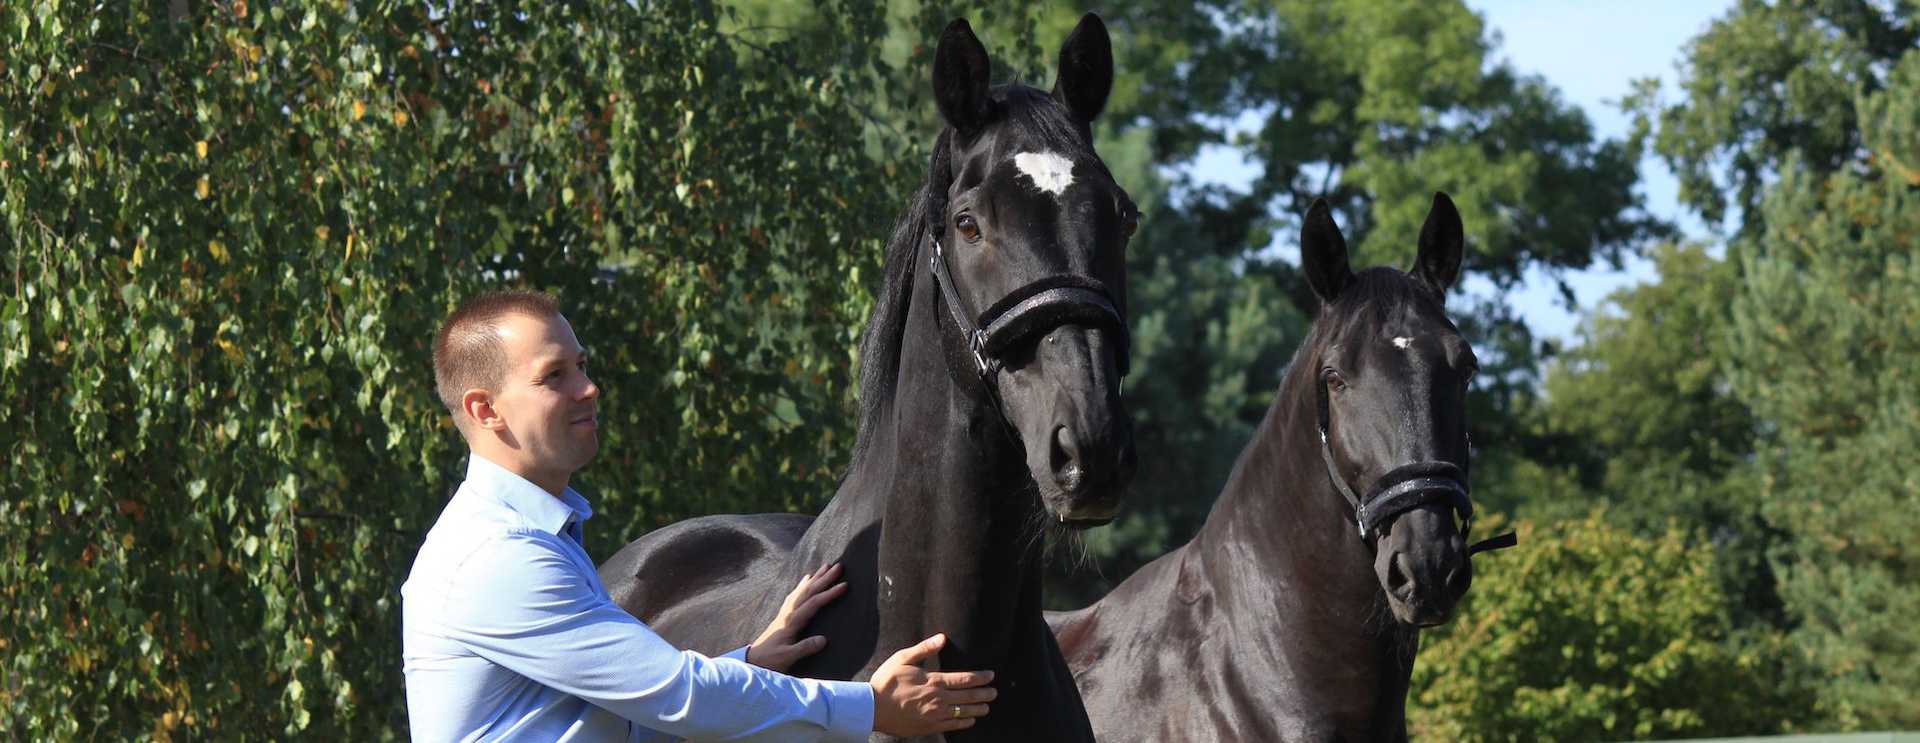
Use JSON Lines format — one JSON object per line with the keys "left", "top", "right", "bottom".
{"left": 1315, "top": 367, "right": 1517, "bottom": 555}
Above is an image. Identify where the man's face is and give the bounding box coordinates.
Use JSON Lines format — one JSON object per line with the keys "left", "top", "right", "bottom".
{"left": 486, "top": 312, "right": 599, "bottom": 484}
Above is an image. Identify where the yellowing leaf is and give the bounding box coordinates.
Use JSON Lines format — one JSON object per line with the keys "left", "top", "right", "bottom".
{"left": 344, "top": 233, "right": 356, "bottom": 261}
{"left": 352, "top": 100, "right": 366, "bottom": 121}
{"left": 393, "top": 108, "right": 409, "bottom": 127}
{"left": 207, "top": 240, "right": 229, "bottom": 264}
{"left": 195, "top": 140, "right": 207, "bottom": 160}
{"left": 195, "top": 176, "right": 210, "bottom": 200}
{"left": 315, "top": 225, "right": 330, "bottom": 242}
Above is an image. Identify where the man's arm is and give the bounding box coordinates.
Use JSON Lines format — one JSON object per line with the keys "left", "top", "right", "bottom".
{"left": 432, "top": 532, "right": 871, "bottom": 742}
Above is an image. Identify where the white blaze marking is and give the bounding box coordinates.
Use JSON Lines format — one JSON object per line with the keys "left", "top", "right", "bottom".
{"left": 1392, "top": 336, "right": 1414, "bottom": 349}
{"left": 1013, "top": 151, "right": 1076, "bottom": 196}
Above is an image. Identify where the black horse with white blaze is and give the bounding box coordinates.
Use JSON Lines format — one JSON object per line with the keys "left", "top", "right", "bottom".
{"left": 1049, "top": 195, "right": 1515, "bottom": 742}
{"left": 600, "top": 15, "right": 1138, "bottom": 742}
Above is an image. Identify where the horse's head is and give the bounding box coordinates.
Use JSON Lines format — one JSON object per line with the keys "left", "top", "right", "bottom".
{"left": 927, "top": 16, "right": 1137, "bottom": 526}
{"left": 1299, "top": 194, "right": 1483, "bottom": 626}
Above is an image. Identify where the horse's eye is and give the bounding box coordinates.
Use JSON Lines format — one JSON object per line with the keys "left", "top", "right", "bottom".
{"left": 1322, "top": 368, "right": 1347, "bottom": 393}
{"left": 1122, "top": 213, "right": 1140, "bottom": 238}
{"left": 955, "top": 214, "right": 981, "bottom": 242}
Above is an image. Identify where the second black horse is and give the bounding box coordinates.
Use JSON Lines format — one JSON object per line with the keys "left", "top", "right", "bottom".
{"left": 1051, "top": 194, "right": 1515, "bottom": 742}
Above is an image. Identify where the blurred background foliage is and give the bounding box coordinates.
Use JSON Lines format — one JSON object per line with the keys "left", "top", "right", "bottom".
{"left": 3, "top": 0, "right": 1914, "bottom": 738}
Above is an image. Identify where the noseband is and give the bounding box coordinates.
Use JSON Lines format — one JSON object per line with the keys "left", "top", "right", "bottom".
{"left": 926, "top": 236, "right": 1130, "bottom": 385}
{"left": 1316, "top": 379, "right": 1516, "bottom": 556}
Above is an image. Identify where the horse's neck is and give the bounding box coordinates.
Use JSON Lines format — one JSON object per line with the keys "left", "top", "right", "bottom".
{"left": 843, "top": 260, "right": 1049, "bottom": 668}
{"left": 1189, "top": 370, "right": 1418, "bottom": 730}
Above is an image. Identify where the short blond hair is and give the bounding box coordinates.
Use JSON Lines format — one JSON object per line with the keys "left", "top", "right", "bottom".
{"left": 432, "top": 290, "right": 560, "bottom": 416}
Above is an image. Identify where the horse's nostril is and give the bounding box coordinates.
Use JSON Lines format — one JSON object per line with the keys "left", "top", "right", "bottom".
{"left": 1387, "top": 553, "right": 1413, "bottom": 595}
{"left": 1051, "top": 426, "right": 1082, "bottom": 489}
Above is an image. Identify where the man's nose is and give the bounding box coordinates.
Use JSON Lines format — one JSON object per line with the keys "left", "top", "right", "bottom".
{"left": 580, "top": 375, "right": 601, "bottom": 401}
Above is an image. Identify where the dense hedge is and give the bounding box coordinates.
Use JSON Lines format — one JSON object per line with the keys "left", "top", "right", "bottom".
{"left": 1, "top": 1, "right": 923, "bottom": 737}
{"left": 1410, "top": 513, "right": 1818, "bottom": 741}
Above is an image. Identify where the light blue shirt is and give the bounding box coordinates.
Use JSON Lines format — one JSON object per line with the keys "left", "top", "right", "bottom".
{"left": 402, "top": 454, "right": 873, "bottom": 742}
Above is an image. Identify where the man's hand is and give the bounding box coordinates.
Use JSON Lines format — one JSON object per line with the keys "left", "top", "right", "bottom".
{"left": 870, "top": 634, "right": 997, "bottom": 736}
{"left": 746, "top": 563, "right": 847, "bottom": 673}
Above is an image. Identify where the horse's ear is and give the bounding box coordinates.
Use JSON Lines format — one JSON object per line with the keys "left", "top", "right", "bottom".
{"left": 933, "top": 19, "right": 994, "bottom": 133}
{"left": 1301, "top": 199, "right": 1353, "bottom": 303}
{"left": 1414, "top": 192, "right": 1465, "bottom": 296}
{"left": 1052, "top": 13, "right": 1113, "bottom": 125}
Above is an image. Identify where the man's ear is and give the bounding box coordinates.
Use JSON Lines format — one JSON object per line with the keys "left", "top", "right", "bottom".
{"left": 463, "top": 389, "right": 505, "bottom": 431}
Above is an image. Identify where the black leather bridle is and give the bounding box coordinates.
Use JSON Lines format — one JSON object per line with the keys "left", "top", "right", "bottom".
{"left": 1315, "top": 377, "right": 1516, "bottom": 555}
{"left": 926, "top": 235, "right": 1130, "bottom": 387}
{"left": 919, "top": 130, "right": 1129, "bottom": 419}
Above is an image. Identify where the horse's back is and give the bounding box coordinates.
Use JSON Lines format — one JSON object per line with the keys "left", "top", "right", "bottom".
{"left": 598, "top": 512, "right": 812, "bottom": 655}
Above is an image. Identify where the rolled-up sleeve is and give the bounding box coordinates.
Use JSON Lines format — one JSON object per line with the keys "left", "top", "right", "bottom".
{"left": 429, "top": 530, "right": 873, "bottom": 743}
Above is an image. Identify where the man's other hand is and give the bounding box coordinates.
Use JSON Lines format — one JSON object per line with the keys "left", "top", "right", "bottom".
{"left": 870, "top": 634, "right": 997, "bottom": 736}
{"left": 746, "top": 563, "right": 847, "bottom": 673}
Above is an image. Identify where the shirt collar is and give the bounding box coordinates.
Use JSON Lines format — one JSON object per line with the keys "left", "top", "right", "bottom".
{"left": 465, "top": 454, "right": 593, "bottom": 536}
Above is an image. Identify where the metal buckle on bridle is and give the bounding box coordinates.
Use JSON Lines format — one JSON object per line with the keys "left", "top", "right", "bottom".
{"left": 968, "top": 329, "right": 994, "bottom": 379}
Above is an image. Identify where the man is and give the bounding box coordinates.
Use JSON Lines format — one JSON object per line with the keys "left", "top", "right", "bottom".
{"left": 403, "top": 290, "right": 995, "bottom": 741}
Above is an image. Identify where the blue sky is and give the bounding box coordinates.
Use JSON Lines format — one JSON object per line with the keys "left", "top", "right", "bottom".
{"left": 1183, "top": 0, "right": 1734, "bottom": 344}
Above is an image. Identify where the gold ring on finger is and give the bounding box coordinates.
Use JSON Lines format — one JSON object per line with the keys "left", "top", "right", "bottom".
{"left": 952, "top": 705, "right": 963, "bottom": 719}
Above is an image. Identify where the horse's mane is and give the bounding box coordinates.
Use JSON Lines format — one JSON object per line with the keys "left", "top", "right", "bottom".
{"left": 848, "top": 147, "right": 939, "bottom": 471}
{"left": 848, "top": 84, "right": 1101, "bottom": 471}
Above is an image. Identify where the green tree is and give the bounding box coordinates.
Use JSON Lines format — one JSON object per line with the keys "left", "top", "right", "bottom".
{"left": 1622, "top": 0, "right": 1920, "bottom": 726}
{"left": 1473, "top": 243, "right": 1793, "bottom": 626}
{"left": 0, "top": 1, "right": 914, "bottom": 737}
{"left": 1634, "top": 0, "right": 1918, "bottom": 234}
{"left": 1410, "top": 513, "right": 1817, "bottom": 741}
{"left": 1108, "top": 0, "right": 1667, "bottom": 298}
{"left": 1722, "top": 54, "right": 1920, "bottom": 724}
